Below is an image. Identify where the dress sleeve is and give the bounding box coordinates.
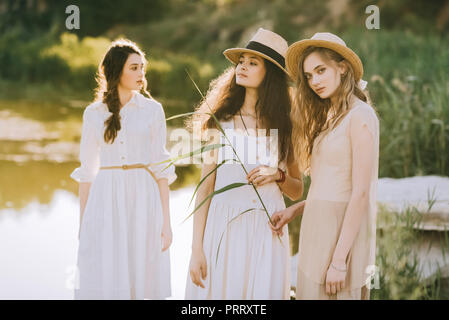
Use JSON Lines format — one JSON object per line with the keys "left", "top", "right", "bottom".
{"left": 150, "top": 102, "right": 177, "bottom": 185}
{"left": 349, "top": 105, "right": 379, "bottom": 196}
{"left": 70, "top": 107, "right": 101, "bottom": 183}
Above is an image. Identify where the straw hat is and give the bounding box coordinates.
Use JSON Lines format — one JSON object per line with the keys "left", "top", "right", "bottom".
{"left": 286, "top": 32, "right": 363, "bottom": 82}
{"left": 223, "top": 28, "right": 289, "bottom": 75}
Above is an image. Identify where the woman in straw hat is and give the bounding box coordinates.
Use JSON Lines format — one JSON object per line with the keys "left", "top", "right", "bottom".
{"left": 185, "top": 28, "right": 303, "bottom": 299}
{"left": 70, "top": 39, "right": 176, "bottom": 299}
{"left": 270, "top": 32, "right": 379, "bottom": 300}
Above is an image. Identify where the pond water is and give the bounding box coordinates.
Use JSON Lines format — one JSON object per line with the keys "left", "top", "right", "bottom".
{"left": 0, "top": 180, "right": 194, "bottom": 300}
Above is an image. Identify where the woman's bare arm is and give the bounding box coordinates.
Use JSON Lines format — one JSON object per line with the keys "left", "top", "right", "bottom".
{"left": 277, "top": 160, "right": 303, "bottom": 201}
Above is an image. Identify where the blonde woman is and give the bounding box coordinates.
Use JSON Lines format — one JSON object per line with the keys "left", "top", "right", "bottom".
{"left": 185, "top": 28, "right": 303, "bottom": 300}
{"left": 271, "top": 33, "right": 379, "bottom": 300}
{"left": 70, "top": 39, "right": 176, "bottom": 299}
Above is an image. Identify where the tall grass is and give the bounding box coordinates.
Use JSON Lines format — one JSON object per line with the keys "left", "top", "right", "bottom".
{"left": 342, "top": 29, "right": 449, "bottom": 178}
{"left": 373, "top": 202, "right": 449, "bottom": 299}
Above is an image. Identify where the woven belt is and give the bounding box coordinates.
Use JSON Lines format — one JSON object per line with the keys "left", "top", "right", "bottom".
{"left": 100, "top": 163, "right": 157, "bottom": 181}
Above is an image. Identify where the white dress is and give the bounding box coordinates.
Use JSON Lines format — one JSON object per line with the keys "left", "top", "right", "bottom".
{"left": 185, "top": 119, "right": 291, "bottom": 300}
{"left": 70, "top": 92, "right": 176, "bottom": 300}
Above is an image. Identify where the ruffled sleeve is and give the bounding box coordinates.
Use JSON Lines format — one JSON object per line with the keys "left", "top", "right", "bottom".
{"left": 70, "top": 106, "right": 100, "bottom": 183}
{"left": 150, "top": 101, "right": 177, "bottom": 185}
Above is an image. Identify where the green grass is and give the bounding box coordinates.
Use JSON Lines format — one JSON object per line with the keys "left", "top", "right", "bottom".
{"left": 373, "top": 204, "right": 449, "bottom": 299}
{"left": 341, "top": 29, "right": 449, "bottom": 178}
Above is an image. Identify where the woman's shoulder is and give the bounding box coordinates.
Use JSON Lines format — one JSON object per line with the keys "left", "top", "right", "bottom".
{"left": 85, "top": 100, "right": 104, "bottom": 110}
{"left": 135, "top": 92, "right": 163, "bottom": 111}
{"left": 349, "top": 98, "right": 378, "bottom": 122}
{"left": 348, "top": 98, "right": 379, "bottom": 137}
{"left": 83, "top": 100, "right": 107, "bottom": 118}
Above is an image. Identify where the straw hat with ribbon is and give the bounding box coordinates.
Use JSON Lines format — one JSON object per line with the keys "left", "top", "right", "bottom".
{"left": 286, "top": 32, "right": 367, "bottom": 89}
{"left": 223, "top": 28, "right": 289, "bottom": 75}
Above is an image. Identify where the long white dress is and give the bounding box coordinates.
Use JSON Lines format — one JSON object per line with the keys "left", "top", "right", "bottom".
{"left": 185, "top": 119, "right": 291, "bottom": 300}
{"left": 70, "top": 92, "right": 176, "bottom": 300}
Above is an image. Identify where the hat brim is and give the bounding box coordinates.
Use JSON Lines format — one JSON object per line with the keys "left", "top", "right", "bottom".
{"left": 286, "top": 39, "right": 363, "bottom": 82}
{"left": 223, "top": 48, "right": 290, "bottom": 77}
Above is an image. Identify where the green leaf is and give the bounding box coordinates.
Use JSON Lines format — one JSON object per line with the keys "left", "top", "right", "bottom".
{"left": 182, "top": 182, "right": 248, "bottom": 223}
{"left": 165, "top": 111, "right": 216, "bottom": 121}
{"left": 152, "top": 142, "right": 226, "bottom": 170}
{"left": 215, "top": 208, "right": 258, "bottom": 265}
{"left": 165, "top": 111, "right": 196, "bottom": 121}
{"left": 161, "top": 143, "right": 228, "bottom": 172}
{"left": 188, "top": 158, "right": 238, "bottom": 208}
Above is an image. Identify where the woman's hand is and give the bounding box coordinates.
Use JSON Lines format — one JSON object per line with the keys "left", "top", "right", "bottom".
{"left": 325, "top": 260, "right": 347, "bottom": 295}
{"left": 161, "top": 222, "right": 173, "bottom": 252}
{"left": 269, "top": 201, "right": 305, "bottom": 236}
{"left": 247, "top": 165, "right": 280, "bottom": 187}
{"left": 189, "top": 249, "right": 208, "bottom": 288}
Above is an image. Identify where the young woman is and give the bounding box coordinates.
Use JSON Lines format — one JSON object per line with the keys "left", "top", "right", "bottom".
{"left": 185, "top": 28, "right": 303, "bottom": 300}
{"left": 270, "top": 32, "right": 379, "bottom": 300}
{"left": 70, "top": 39, "right": 176, "bottom": 300}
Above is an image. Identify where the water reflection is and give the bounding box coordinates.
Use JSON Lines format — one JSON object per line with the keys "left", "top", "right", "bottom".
{"left": 0, "top": 186, "right": 195, "bottom": 300}
{"left": 0, "top": 161, "right": 78, "bottom": 212}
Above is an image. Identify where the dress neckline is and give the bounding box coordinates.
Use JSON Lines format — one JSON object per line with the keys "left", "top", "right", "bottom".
{"left": 119, "top": 91, "right": 139, "bottom": 113}
{"left": 314, "top": 103, "right": 365, "bottom": 149}
{"left": 231, "top": 116, "right": 264, "bottom": 138}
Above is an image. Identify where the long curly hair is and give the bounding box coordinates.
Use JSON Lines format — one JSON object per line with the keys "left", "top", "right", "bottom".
{"left": 291, "top": 46, "right": 372, "bottom": 173}
{"left": 95, "top": 39, "right": 151, "bottom": 144}
{"left": 188, "top": 60, "right": 293, "bottom": 164}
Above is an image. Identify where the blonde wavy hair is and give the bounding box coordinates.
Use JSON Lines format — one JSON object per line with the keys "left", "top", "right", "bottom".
{"left": 291, "top": 46, "right": 372, "bottom": 173}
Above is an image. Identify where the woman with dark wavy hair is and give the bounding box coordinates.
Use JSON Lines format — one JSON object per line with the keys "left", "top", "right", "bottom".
{"left": 70, "top": 39, "right": 176, "bottom": 300}
{"left": 185, "top": 28, "right": 303, "bottom": 299}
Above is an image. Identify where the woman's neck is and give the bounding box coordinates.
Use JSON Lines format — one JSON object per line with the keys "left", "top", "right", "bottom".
{"left": 240, "top": 87, "right": 258, "bottom": 116}
{"left": 117, "top": 86, "right": 134, "bottom": 108}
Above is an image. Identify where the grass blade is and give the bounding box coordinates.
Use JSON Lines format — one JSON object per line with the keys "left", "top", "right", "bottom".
{"left": 165, "top": 111, "right": 197, "bottom": 121}
{"left": 188, "top": 158, "right": 236, "bottom": 208}
{"left": 182, "top": 182, "right": 248, "bottom": 223}
{"left": 215, "top": 208, "right": 258, "bottom": 265}
{"left": 156, "top": 143, "right": 227, "bottom": 171}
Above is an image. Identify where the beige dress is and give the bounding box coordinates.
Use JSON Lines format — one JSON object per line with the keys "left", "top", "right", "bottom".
{"left": 296, "top": 100, "right": 379, "bottom": 300}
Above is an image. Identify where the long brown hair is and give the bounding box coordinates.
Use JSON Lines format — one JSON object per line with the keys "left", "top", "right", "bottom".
{"left": 291, "top": 46, "right": 371, "bottom": 172}
{"left": 95, "top": 39, "right": 151, "bottom": 144}
{"left": 189, "top": 59, "right": 293, "bottom": 164}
